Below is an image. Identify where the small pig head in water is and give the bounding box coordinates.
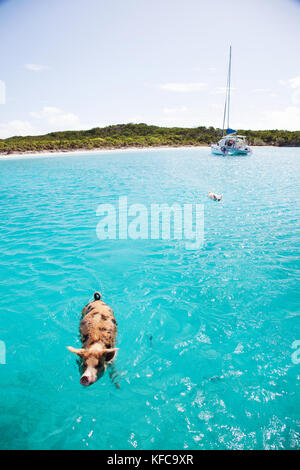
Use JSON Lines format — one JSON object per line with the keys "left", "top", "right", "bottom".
{"left": 67, "top": 292, "right": 118, "bottom": 386}
{"left": 208, "top": 191, "right": 223, "bottom": 201}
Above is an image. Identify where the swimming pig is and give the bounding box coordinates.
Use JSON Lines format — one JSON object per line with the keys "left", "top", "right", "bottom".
{"left": 67, "top": 292, "right": 118, "bottom": 386}
{"left": 208, "top": 191, "right": 223, "bottom": 201}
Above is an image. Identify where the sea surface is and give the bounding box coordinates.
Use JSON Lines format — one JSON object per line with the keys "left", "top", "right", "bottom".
{"left": 0, "top": 146, "right": 299, "bottom": 450}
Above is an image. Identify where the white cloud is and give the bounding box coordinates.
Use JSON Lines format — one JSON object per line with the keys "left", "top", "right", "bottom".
{"left": 0, "top": 106, "right": 106, "bottom": 139}
{"left": 288, "top": 76, "right": 300, "bottom": 89}
{"left": 261, "top": 106, "right": 300, "bottom": 131}
{"left": 251, "top": 88, "right": 271, "bottom": 93}
{"left": 292, "top": 91, "right": 300, "bottom": 105}
{"left": 30, "top": 106, "right": 82, "bottom": 129}
{"left": 211, "top": 103, "right": 223, "bottom": 111}
{"left": 287, "top": 76, "right": 300, "bottom": 105}
{"left": 0, "top": 120, "right": 36, "bottom": 139}
{"left": 163, "top": 106, "right": 188, "bottom": 115}
{"left": 156, "top": 116, "right": 213, "bottom": 128}
{"left": 153, "top": 107, "right": 215, "bottom": 127}
{"left": 279, "top": 76, "right": 300, "bottom": 105}
{"left": 212, "top": 86, "right": 236, "bottom": 95}
{"left": 159, "top": 82, "right": 207, "bottom": 92}
{"left": 25, "top": 64, "right": 50, "bottom": 72}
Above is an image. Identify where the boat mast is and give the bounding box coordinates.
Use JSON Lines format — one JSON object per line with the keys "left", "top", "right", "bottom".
{"left": 222, "top": 45, "right": 232, "bottom": 137}
{"left": 227, "top": 45, "right": 232, "bottom": 130}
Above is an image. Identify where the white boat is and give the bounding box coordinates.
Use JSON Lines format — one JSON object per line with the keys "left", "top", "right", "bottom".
{"left": 211, "top": 46, "right": 251, "bottom": 157}
{"left": 211, "top": 135, "right": 251, "bottom": 156}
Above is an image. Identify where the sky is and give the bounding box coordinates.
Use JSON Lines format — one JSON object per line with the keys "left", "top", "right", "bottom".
{"left": 0, "top": 0, "right": 300, "bottom": 138}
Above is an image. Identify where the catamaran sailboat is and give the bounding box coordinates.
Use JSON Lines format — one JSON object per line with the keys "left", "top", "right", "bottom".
{"left": 211, "top": 46, "right": 251, "bottom": 156}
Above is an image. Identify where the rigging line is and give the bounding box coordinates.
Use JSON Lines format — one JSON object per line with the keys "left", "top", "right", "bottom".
{"left": 222, "top": 73, "right": 228, "bottom": 136}
{"left": 222, "top": 46, "right": 231, "bottom": 136}
{"left": 227, "top": 45, "right": 232, "bottom": 130}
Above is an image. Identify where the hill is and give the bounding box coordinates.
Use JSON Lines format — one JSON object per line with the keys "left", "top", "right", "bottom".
{"left": 1, "top": 123, "right": 300, "bottom": 154}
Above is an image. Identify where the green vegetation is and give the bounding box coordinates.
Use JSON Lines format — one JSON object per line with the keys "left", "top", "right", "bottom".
{"left": 1, "top": 123, "right": 300, "bottom": 154}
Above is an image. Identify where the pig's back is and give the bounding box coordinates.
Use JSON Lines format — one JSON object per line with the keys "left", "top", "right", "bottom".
{"left": 80, "top": 300, "right": 117, "bottom": 349}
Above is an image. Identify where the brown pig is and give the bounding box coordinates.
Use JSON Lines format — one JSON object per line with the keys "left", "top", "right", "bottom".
{"left": 67, "top": 292, "right": 118, "bottom": 386}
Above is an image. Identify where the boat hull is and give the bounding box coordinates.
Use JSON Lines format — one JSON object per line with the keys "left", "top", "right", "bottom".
{"left": 211, "top": 145, "right": 250, "bottom": 156}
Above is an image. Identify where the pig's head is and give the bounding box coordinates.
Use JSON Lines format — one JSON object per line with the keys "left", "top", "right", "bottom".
{"left": 67, "top": 346, "right": 119, "bottom": 386}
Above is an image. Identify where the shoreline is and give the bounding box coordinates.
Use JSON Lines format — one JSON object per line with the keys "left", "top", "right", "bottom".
{"left": 0, "top": 144, "right": 288, "bottom": 161}
{"left": 0, "top": 145, "right": 209, "bottom": 160}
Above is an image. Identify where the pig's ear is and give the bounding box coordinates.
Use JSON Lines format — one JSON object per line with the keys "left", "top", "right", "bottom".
{"left": 104, "top": 348, "right": 119, "bottom": 362}
{"left": 67, "top": 346, "right": 85, "bottom": 357}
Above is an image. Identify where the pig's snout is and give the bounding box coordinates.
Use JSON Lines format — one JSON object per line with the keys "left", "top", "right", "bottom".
{"left": 80, "top": 367, "right": 98, "bottom": 386}
{"left": 80, "top": 375, "right": 90, "bottom": 386}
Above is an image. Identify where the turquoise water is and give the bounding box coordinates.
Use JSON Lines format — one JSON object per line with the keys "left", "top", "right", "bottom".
{"left": 0, "top": 147, "right": 299, "bottom": 450}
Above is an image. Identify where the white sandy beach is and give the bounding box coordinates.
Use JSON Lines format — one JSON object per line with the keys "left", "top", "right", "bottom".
{"left": 0, "top": 145, "right": 210, "bottom": 160}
